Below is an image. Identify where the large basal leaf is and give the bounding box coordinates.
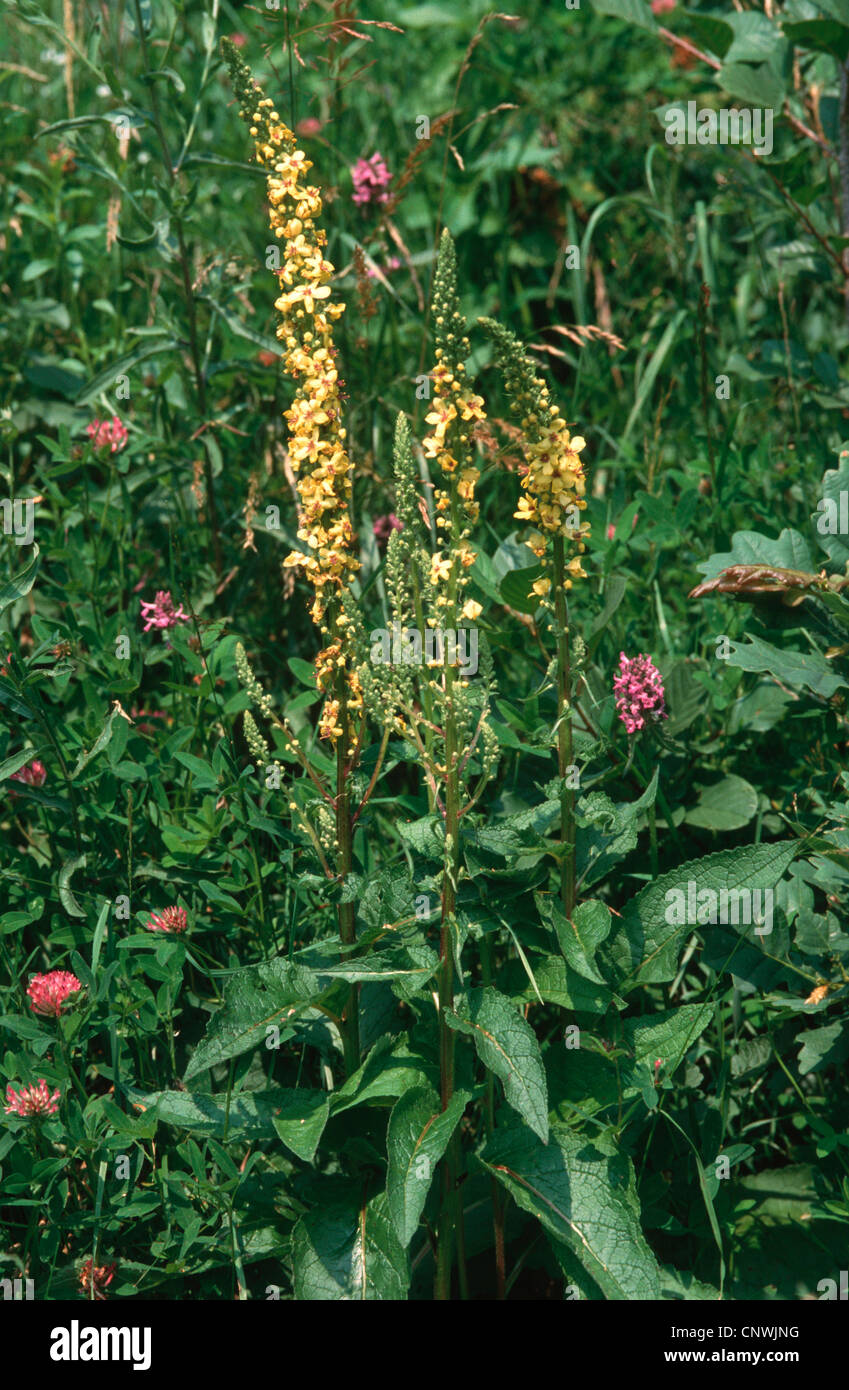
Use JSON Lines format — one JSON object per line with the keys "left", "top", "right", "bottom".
{"left": 184, "top": 958, "right": 320, "bottom": 1081}
{"left": 724, "top": 634, "right": 847, "bottom": 699}
{"left": 605, "top": 840, "right": 798, "bottom": 986}
{"left": 386, "top": 1085, "right": 470, "bottom": 1247}
{"left": 445, "top": 986, "right": 549, "bottom": 1141}
{"left": 480, "top": 1121, "right": 662, "bottom": 1299}
{"left": 291, "top": 1188, "right": 409, "bottom": 1300}
{"left": 695, "top": 528, "right": 814, "bottom": 581}
{"left": 684, "top": 774, "right": 759, "bottom": 832}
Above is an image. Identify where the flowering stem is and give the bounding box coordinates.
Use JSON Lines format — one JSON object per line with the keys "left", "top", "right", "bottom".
{"left": 553, "top": 536, "right": 576, "bottom": 918}
{"left": 132, "top": 0, "right": 222, "bottom": 575}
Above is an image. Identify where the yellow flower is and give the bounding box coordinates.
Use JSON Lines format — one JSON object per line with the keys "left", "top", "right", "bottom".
{"left": 462, "top": 599, "right": 482, "bottom": 620}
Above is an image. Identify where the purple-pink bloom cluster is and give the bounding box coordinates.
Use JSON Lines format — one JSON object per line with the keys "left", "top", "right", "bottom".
{"left": 613, "top": 651, "right": 667, "bottom": 733}
{"left": 140, "top": 590, "right": 189, "bottom": 633}
{"left": 351, "top": 153, "right": 392, "bottom": 206}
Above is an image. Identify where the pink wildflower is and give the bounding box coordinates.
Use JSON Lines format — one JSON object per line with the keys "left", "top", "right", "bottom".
{"left": 351, "top": 153, "right": 392, "bottom": 206}
{"left": 366, "top": 255, "right": 402, "bottom": 280}
{"left": 79, "top": 1259, "right": 116, "bottom": 1300}
{"left": 10, "top": 758, "right": 47, "bottom": 788}
{"left": 297, "top": 117, "right": 323, "bottom": 138}
{"left": 140, "top": 590, "right": 189, "bottom": 633}
{"left": 651, "top": 0, "right": 676, "bottom": 12}
{"left": 144, "top": 905, "right": 187, "bottom": 934}
{"left": 129, "top": 707, "right": 167, "bottom": 735}
{"left": 4, "top": 1080, "right": 61, "bottom": 1117}
{"left": 373, "top": 513, "right": 403, "bottom": 547}
{"left": 86, "top": 416, "right": 128, "bottom": 453}
{"left": 613, "top": 651, "right": 667, "bottom": 734}
{"left": 27, "top": 970, "right": 83, "bottom": 1018}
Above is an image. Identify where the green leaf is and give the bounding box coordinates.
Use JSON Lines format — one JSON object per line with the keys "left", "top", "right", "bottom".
{"left": 624, "top": 310, "right": 686, "bottom": 441}
{"left": 695, "top": 528, "right": 814, "bottom": 580}
{"left": 126, "top": 1086, "right": 327, "bottom": 1153}
{"left": 201, "top": 295, "right": 282, "bottom": 360}
{"left": 71, "top": 703, "right": 124, "bottom": 778}
{"left": 288, "top": 656, "right": 317, "bottom": 687}
{"left": 480, "top": 1122, "right": 662, "bottom": 1299}
{"left": 797, "top": 1022, "right": 849, "bottom": 1076}
{"left": 75, "top": 340, "right": 179, "bottom": 406}
{"left": 90, "top": 901, "right": 110, "bottom": 976}
{"left": 576, "top": 767, "right": 658, "bottom": 889}
{"left": 386, "top": 1085, "right": 470, "bottom": 1246}
{"left": 783, "top": 19, "right": 849, "bottom": 61}
{"left": 549, "top": 898, "right": 612, "bottom": 985}
{"left": 183, "top": 958, "right": 320, "bottom": 1081}
{"left": 291, "top": 1188, "right": 409, "bottom": 1300}
{"left": 606, "top": 840, "right": 798, "bottom": 986}
{"left": 590, "top": 0, "right": 657, "bottom": 34}
{"left": 717, "top": 61, "right": 785, "bottom": 109}
{"left": 0, "top": 545, "right": 40, "bottom": 617}
{"left": 816, "top": 0, "right": 849, "bottom": 23}
{"left": 723, "top": 10, "right": 787, "bottom": 66}
{"left": 623, "top": 1003, "right": 714, "bottom": 1068}
{"left": 682, "top": 13, "right": 734, "bottom": 58}
{"left": 58, "top": 854, "right": 87, "bottom": 919}
{"left": 684, "top": 774, "right": 759, "bottom": 832}
{"left": 0, "top": 747, "right": 42, "bottom": 781}
{"left": 504, "top": 954, "right": 613, "bottom": 1014}
{"left": 35, "top": 114, "right": 115, "bottom": 139}
{"left": 499, "top": 565, "right": 545, "bottom": 614}
{"left": 331, "top": 1033, "right": 439, "bottom": 1115}
{"left": 724, "top": 634, "right": 847, "bottom": 699}
{"left": 445, "top": 987, "right": 548, "bottom": 1141}
{"left": 269, "top": 1089, "right": 330, "bottom": 1160}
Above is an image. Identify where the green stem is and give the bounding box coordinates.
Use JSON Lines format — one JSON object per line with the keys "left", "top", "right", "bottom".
{"left": 648, "top": 800, "right": 659, "bottom": 880}
{"left": 435, "top": 677, "right": 462, "bottom": 1300}
{"left": 481, "top": 936, "right": 506, "bottom": 1298}
{"left": 335, "top": 679, "right": 360, "bottom": 1080}
{"left": 553, "top": 536, "right": 576, "bottom": 918}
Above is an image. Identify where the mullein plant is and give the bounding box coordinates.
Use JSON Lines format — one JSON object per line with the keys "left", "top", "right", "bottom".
{"left": 363, "top": 230, "right": 498, "bottom": 1298}
{"left": 222, "top": 40, "right": 381, "bottom": 1078}
{"left": 479, "top": 319, "right": 590, "bottom": 919}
